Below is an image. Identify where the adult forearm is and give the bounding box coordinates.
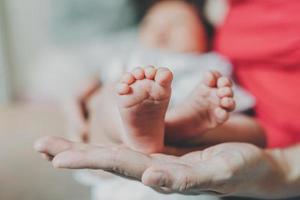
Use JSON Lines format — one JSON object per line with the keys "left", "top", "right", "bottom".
{"left": 180, "top": 115, "right": 266, "bottom": 147}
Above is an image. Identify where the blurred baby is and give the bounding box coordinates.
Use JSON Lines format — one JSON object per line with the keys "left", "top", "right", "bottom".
{"left": 90, "top": 0, "right": 254, "bottom": 150}
{"left": 33, "top": 1, "right": 257, "bottom": 200}
{"left": 79, "top": 1, "right": 257, "bottom": 200}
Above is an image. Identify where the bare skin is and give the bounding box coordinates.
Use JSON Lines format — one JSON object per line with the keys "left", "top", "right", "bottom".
{"left": 62, "top": 1, "right": 241, "bottom": 152}
{"left": 66, "top": 68, "right": 267, "bottom": 154}
{"left": 75, "top": 69, "right": 236, "bottom": 154}
{"left": 115, "top": 68, "right": 235, "bottom": 153}
{"left": 64, "top": 77, "right": 101, "bottom": 143}
{"left": 116, "top": 66, "right": 173, "bottom": 153}
{"left": 35, "top": 136, "right": 300, "bottom": 199}
{"left": 139, "top": 0, "right": 207, "bottom": 53}
{"left": 165, "top": 70, "right": 235, "bottom": 143}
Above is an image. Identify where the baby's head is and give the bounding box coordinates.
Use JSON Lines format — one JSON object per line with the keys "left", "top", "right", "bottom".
{"left": 139, "top": 0, "right": 207, "bottom": 53}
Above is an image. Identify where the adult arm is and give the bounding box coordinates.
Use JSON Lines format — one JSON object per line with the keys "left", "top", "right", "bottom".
{"left": 196, "top": 115, "right": 266, "bottom": 147}
{"left": 166, "top": 115, "right": 266, "bottom": 148}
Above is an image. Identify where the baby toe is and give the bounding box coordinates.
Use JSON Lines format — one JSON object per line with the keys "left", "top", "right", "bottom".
{"left": 217, "top": 87, "right": 234, "bottom": 98}
{"left": 155, "top": 67, "right": 173, "bottom": 87}
{"left": 144, "top": 65, "right": 157, "bottom": 80}
{"left": 220, "top": 97, "right": 236, "bottom": 111}
{"left": 116, "top": 83, "right": 131, "bottom": 95}
{"left": 217, "top": 77, "right": 232, "bottom": 88}
{"left": 211, "top": 70, "right": 222, "bottom": 79}
{"left": 203, "top": 71, "right": 217, "bottom": 87}
{"left": 132, "top": 67, "right": 145, "bottom": 80}
{"left": 214, "top": 107, "right": 229, "bottom": 124}
{"left": 121, "top": 72, "right": 135, "bottom": 85}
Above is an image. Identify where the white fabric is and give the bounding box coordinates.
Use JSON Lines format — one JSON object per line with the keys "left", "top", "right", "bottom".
{"left": 104, "top": 48, "right": 255, "bottom": 112}
{"left": 75, "top": 48, "right": 255, "bottom": 200}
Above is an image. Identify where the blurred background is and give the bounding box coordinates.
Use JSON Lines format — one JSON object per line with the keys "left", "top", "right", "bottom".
{"left": 0, "top": 0, "right": 227, "bottom": 200}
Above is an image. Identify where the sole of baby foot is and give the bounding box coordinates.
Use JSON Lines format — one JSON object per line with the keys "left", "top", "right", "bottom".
{"left": 116, "top": 66, "right": 173, "bottom": 153}
{"left": 165, "top": 70, "right": 235, "bottom": 143}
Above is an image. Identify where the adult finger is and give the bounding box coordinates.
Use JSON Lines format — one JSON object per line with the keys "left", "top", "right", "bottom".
{"left": 34, "top": 136, "right": 74, "bottom": 156}
{"left": 65, "top": 78, "right": 101, "bottom": 142}
{"left": 74, "top": 99, "right": 90, "bottom": 142}
{"left": 76, "top": 77, "right": 102, "bottom": 122}
{"left": 77, "top": 77, "right": 102, "bottom": 102}
{"left": 141, "top": 161, "right": 222, "bottom": 195}
{"left": 40, "top": 153, "right": 54, "bottom": 161}
{"left": 64, "top": 99, "right": 89, "bottom": 142}
{"left": 52, "top": 144, "right": 153, "bottom": 180}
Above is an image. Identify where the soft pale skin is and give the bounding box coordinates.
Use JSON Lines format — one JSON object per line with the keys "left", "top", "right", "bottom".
{"left": 87, "top": 67, "right": 236, "bottom": 154}
{"left": 64, "top": 0, "right": 265, "bottom": 151}
{"left": 36, "top": 0, "right": 294, "bottom": 198}
{"left": 139, "top": 0, "right": 207, "bottom": 53}
{"left": 35, "top": 136, "right": 300, "bottom": 199}
{"left": 70, "top": 67, "right": 264, "bottom": 154}
{"left": 116, "top": 66, "right": 173, "bottom": 153}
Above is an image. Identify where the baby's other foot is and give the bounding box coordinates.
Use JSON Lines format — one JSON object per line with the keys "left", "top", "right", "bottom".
{"left": 116, "top": 66, "right": 173, "bottom": 153}
{"left": 165, "top": 70, "right": 235, "bottom": 142}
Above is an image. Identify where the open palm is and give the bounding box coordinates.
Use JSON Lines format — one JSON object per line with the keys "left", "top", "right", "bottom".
{"left": 35, "top": 136, "right": 272, "bottom": 197}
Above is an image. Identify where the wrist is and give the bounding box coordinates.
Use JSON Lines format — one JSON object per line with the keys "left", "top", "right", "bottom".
{"left": 256, "top": 148, "right": 295, "bottom": 199}
{"left": 232, "top": 147, "right": 288, "bottom": 199}
{"left": 267, "top": 146, "right": 300, "bottom": 198}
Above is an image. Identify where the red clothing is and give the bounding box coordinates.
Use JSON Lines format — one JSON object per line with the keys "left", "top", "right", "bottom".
{"left": 215, "top": 0, "right": 300, "bottom": 147}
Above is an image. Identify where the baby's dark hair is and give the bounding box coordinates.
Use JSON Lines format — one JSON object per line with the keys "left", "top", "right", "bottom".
{"left": 130, "top": 0, "right": 214, "bottom": 49}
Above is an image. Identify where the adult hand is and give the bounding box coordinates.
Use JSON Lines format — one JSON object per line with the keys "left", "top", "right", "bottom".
{"left": 63, "top": 78, "right": 101, "bottom": 142}
{"left": 34, "top": 136, "right": 289, "bottom": 198}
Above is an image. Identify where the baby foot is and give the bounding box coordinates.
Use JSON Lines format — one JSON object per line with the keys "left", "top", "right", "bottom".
{"left": 165, "top": 71, "right": 235, "bottom": 142}
{"left": 116, "top": 66, "right": 173, "bottom": 153}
